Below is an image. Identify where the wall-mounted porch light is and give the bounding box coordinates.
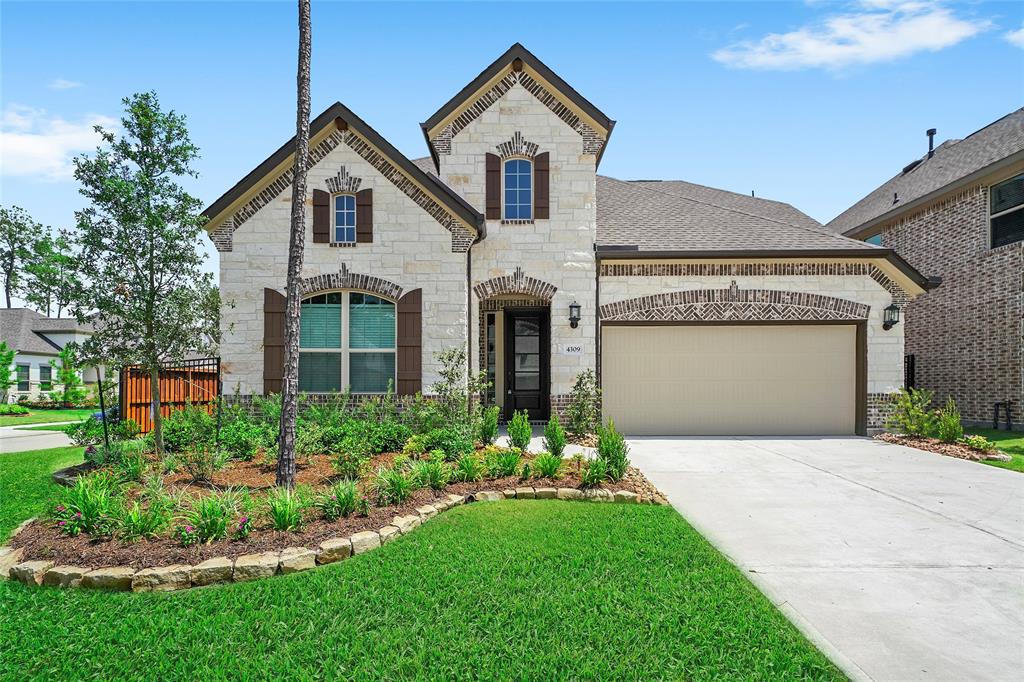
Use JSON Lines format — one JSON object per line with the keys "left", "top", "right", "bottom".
{"left": 568, "top": 301, "right": 581, "bottom": 329}
{"left": 882, "top": 303, "right": 901, "bottom": 331}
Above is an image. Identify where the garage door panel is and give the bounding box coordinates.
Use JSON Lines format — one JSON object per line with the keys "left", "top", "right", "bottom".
{"left": 602, "top": 325, "right": 856, "bottom": 436}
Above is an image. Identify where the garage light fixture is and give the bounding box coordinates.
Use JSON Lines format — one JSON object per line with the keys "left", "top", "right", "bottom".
{"left": 568, "top": 301, "right": 581, "bottom": 329}
{"left": 882, "top": 303, "right": 900, "bottom": 331}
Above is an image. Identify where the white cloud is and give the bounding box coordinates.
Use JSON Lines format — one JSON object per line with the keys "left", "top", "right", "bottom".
{"left": 47, "top": 78, "right": 83, "bottom": 90}
{"left": 1006, "top": 24, "right": 1024, "bottom": 48}
{"left": 0, "top": 105, "right": 116, "bottom": 181}
{"left": 713, "top": 1, "right": 990, "bottom": 70}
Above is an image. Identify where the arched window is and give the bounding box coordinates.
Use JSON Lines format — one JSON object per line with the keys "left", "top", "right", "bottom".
{"left": 333, "top": 194, "right": 356, "bottom": 243}
{"left": 298, "top": 291, "right": 396, "bottom": 393}
{"left": 503, "top": 158, "right": 532, "bottom": 220}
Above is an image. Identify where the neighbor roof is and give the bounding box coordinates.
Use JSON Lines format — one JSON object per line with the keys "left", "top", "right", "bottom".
{"left": 201, "top": 102, "right": 485, "bottom": 236}
{"left": 0, "top": 309, "right": 90, "bottom": 356}
{"left": 827, "top": 108, "right": 1024, "bottom": 237}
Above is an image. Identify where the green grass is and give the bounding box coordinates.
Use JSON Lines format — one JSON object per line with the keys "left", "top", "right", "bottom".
{"left": 14, "top": 422, "right": 80, "bottom": 432}
{"left": 969, "top": 428, "right": 1024, "bottom": 473}
{"left": 0, "top": 446, "right": 83, "bottom": 538}
{"left": 0, "top": 449, "right": 841, "bottom": 680}
{"left": 0, "top": 408, "right": 94, "bottom": 427}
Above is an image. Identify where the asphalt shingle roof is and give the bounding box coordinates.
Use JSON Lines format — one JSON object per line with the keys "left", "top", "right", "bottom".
{"left": 826, "top": 108, "right": 1024, "bottom": 236}
{"left": 0, "top": 309, "right": 64, "bottom": 355}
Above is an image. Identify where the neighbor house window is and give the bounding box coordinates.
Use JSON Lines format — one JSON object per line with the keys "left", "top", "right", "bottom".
{"left": 504, "top": 158, "right": 532, "bottom": 220}
{"left": 990, "top": 173, "right": 1024, "bottom": 248}
{"left": 39, "top": 364, "right": 52, "bottom": 391}
{"left": 298, "top": 291, "right": 396, "bottom": 393}
{"left": 16, "top": 364, "right": 29, "bottom": 392}
{"left": 333, "top": 194, "right": 356, "bottom": 244}
{"left": 863, "top": 234, "right": 882, "bottom": 246}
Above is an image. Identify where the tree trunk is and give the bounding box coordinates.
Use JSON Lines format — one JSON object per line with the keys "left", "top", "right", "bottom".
{"left": 277, "top": 0, "right": 312, "bottom": 489}
{"left": 149, "top": 366, "right": 165, "bottom": 456}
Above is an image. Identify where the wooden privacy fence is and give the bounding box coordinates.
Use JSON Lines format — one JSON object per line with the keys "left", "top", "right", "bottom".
{"left": 119, "top": 357, "right": 221, "bottom": 433}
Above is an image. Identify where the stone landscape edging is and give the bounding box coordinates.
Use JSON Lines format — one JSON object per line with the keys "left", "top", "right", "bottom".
{"left": 3, "top": 487, "right": 664, "bottom": 593}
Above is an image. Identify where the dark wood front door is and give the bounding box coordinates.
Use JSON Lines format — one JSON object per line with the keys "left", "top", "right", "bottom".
{"left": 504, "top": 309, "right": 549, "bottom": 421}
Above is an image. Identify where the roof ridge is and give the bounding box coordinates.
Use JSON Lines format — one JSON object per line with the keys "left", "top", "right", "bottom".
{"left": 628, "top": 177, "right": 799, "bottom": 210}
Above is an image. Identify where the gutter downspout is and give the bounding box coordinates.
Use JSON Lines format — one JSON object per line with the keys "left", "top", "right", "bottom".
{"left": 466, "top": 229, "right": 483, "bottom": 399}
{"left": 594, "top": 243, "right": 601, "bottom": 392}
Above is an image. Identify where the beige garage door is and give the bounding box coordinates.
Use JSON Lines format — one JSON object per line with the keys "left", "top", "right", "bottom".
{"left": 601, "top": 324, "right": 857, "bottom": 436}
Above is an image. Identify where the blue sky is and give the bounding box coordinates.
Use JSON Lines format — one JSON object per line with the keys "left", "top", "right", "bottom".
{"left": 2, "top": 0, "right": 1023, "bottom": 299}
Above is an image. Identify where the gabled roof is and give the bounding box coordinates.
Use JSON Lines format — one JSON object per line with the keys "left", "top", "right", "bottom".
{"left": 201, "top": 101, "right": 484, "bottom": 236}
{"left": 419, "top": 43, "right": 615, "bottom": 170}
{"left": 0, "top": 308, "right": 91, "bottom": 356}
{"left": 827, "top": 108, "right": 1024, "bottom": 237}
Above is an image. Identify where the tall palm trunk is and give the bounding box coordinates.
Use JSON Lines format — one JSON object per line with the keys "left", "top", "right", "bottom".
{"left": 277, "top": 0, "right": 312, "bottom": 488}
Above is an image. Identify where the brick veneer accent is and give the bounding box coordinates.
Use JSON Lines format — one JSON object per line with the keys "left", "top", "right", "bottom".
{"left": 599, "top": 261, "right": 911, "bottom": 306}
{"left": 429, "top": 69, "right": 605, "bottom": 159}
{"left": 299, "top": 264, "right": 403, "bottom": 300}
{"left": 209, "top": 129, "right": 477, "bottom": 254}
{"left": 496, "top": 131, "right": 539, "bottom": 159}
{"left": 473, "top": 267, "right": 558, "bottom": 301}
{"left": 600, "top": 286, "right": 870, "bottom": 322}
{"left": 868, "top": 392, "right": 897, "bottom": 431}
{"left": 324, "top": 165, "right": 361, "bottom": 194}
{"left": 879, "top": 183, "right": 1023, "bottom": 424}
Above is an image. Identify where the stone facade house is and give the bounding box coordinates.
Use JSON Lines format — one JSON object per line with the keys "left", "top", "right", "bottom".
{"left": 204, "top": 44, "right": 934, "bottom": 436}
{"left": 828, "top": 109, "right": 1023, "bottom": 429}
{"left": 0, "top": 308, "right": 99, "bottom": 402}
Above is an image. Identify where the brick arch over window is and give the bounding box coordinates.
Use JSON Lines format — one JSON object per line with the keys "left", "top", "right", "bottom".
{"left": 600, "top": 286, "right": 871, "bottom": 322}
{"left": 473, "top": 267, "right": 557, "bottom": 302}
{"left": 299, "top": 265, "right": 403, "bottom": 301}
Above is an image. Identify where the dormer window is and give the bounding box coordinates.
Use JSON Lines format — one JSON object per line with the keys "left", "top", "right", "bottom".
{"left": 333, "top": 194, "right": 356, "bottom": 244}
{"left": 503, "top": 159, "right": 533, "bottom": 220}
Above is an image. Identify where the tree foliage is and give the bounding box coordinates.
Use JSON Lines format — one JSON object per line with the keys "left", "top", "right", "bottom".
{"left": 0, "top": 341, "right": 16, "bottom": 398}
{"left": 0, "top": 206, "right": 45, "bottom": 308}
{"left": 72, "top": 91, "right": 215, "bottom": 454}
{"left": 49, "top": 345, "right": 88, "bottom": 407}
{"left": 24, "top": 230, "right": 81, "bottom": 318}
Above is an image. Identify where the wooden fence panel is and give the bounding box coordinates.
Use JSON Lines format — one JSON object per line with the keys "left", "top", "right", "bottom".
{"left": 119, "top": 358, "right": 220, "bottom": 434}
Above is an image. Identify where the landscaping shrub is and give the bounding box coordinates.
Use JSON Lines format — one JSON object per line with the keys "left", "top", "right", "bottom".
{"left": 116, "top": 499, "right": 172, "bottom": 542}
{"left": 67, "top": 418, "right": 106, "bottom": 447}
{"left": 334, "top": 446, "right": 369, "bottom": 480}
{"left": 296, "top": 424, "right": 326, "bottom": 460}
{"left": 543, "top": 416, "right": 567, "bottom": 458}
{"left": 176, "top": 493, "right": 236, "bottom": 546}
{"left": 566, "top": 369, "right": 601, "bottom": 437}
{"left": 935, "top": 397, "right": 964, "bottom": 443}
{"left": 430, "top": 347, "right": 490, "bottom": 431}
{"left": 161, "top": 404, "right": 216, "bottom": 453}
{"left": 53, "top": 471, "right": 121, "bottom": 536}
{"left": 180, "top": 445, "right": 230, "bottom": 483}
{"left": 411, "top": 459, "right": 451, "bottom": 490}
{"left": 453, "top": 452, "right": 484, "bottom": 482}
{"left": 887, "top": 388, "right": 936, "bottom": 437}
{"left": 579, "top": 458, "right": 607, "bottom": 488}
{"left": 219, "top": 418, "right": 271, "bottom": 461}
{"left": 507, "top": 410, "right": 532, "bottom": 450}
{"left": 400, "top": 393, "right": 446, "bottom": 433}
{"left": 402, "top": 434, "right": 429, "bottom": 457}
{"left": 266, "top": 486, "right": 310, "bottom": 532}
{"left": 363, "top": 420, "right": 412, "bottom": 455}
{"left": 532, "top": 452, "right": 563, "bottom": 479}
{"left": 0, "top": 404, "right": 29, "bottom": 415}
{"left": 318, "top": 480, "right": 359, "bottom": 521}
{"left": 373, "top": 465, "right": 415, "bottom": 505}
{"left": 117, "top": 450, "right": 147, "bottom": 483}
{"left": 961, "top": 434, "right": 997, "bottom": 452}
{"left": 478, "top": 405, "right": 499, "bottom": 446}
{"left": 485, "top": 447, "right": 521, "bottom": 478}
{"left": 596, "top": 419, "right": 630, "bottom": 482}
{"left": 412, "top": 427, "right": 474, "bottom": 461}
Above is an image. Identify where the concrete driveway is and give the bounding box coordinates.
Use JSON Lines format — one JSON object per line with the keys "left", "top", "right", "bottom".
{"left": 628, "top": 436, "right": 1024, "bottom": 682}
{"left": 0, "top": 423, "right": 73, "bottom": 453}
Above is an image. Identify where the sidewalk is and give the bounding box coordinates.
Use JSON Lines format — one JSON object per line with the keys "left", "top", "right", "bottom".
{"left": 0, "top": 422, "right": 74, "bottom": 454}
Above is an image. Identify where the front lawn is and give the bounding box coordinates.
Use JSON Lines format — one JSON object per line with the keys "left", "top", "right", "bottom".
{"left": 0, "top": 446, "right": 84, "bottom": 538}
{"left": 969, "top": 428, "right": 1024, "bottom": 473}
{"left": 0, "top": 408, "right": 94, "bottom": 428}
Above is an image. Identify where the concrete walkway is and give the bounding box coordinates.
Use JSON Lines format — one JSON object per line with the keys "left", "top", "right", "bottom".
{"left": 628, "top": 436, "right": 1024, "bottom": 682}
{"left": 0, "top": 422, "right": 74, "bottom": 453}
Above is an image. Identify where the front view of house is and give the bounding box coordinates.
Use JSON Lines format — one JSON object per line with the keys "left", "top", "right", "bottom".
{"left": 203, "top": 44, "right": 935, "bottom": 436}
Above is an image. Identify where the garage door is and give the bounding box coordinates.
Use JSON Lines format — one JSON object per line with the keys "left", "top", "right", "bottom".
{"left": 601, "top": 324, "right": 857, "bottom": 436}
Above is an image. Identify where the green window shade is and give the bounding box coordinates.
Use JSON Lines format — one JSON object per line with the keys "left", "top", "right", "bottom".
{"left": 350, "top": 352, "right": 395, "bottom": 393}
{"left": 16, "top": 365, "right": 29, "bottom": 392}
{"left": 39, "top": 365, "right": 52, "bottom": 390}
{"left": 299, "top": 353, "right": 342, "bottom": 392}
{"left": 349, "top": 300, "right": 395, "bottom": 349}
{"left": 300, "top": 303, "right": 341, "bottom": 348}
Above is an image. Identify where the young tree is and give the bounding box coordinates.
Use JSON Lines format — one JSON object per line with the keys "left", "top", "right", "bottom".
{"left": 24, "top": 230, "right": 80, "bottom": 317}
{"left": 49, "top": 345, "right": 88, "bottom": 407}
{"left": 72, "top": 92, "right": 215, "bottom": 455}
{"left": 277, "top": 0, "right": 312, "bottom": 488}
{"left": 0, "top": 206, "right": 44, "bottom": 308}
{"left": 0, "top": 342, "right": 16, "bottom": 400}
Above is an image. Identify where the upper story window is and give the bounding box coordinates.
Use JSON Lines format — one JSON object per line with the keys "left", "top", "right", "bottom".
{"left": 990, "top": 173, "right": 1024, "bottom": 248}
{"left": 298, "top": 291, "right": 396, "bottom": 394}
{"left": 504, "top": 159, "right": 532, "bottom": 220}
{"left": 333, "top": 194, "right": 356, "bottom": 244}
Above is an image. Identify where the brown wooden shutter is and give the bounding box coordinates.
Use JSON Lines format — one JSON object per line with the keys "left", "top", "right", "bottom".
{"left": 263, "top": 288, "right": 286, "bottom": 395}
{"left": 312, "top": 189, "right": 330, "bottom": 243}
{"left": 356, "top": 188, "right": 373, "bottom": 243}
{"left": 485, "top": 153, "right": 501, "bottom": 220}
{"left": 534, "top": 152, "right": 550, "bottom": 220}
{"left": 396, "top": 288, "right": 422, "bottom": 396}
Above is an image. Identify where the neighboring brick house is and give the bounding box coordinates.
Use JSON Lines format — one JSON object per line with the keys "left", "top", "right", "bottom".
{"left": 828, "top": 110, "right": 1024, "bottom": 429}
{"left": 204, "top": 44, "right": 934, "bottom": 436}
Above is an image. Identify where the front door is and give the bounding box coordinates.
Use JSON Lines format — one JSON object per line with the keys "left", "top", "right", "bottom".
{"left": 504, "top": 309, "right": 549, "bottom": 421}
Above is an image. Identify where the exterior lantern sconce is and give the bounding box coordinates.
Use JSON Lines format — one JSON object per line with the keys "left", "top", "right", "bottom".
{"left": 568, "top": 301, "right": 581, "bottom": 329}
{"left": 882, "top": 303, "right": 900, "bottom": 331}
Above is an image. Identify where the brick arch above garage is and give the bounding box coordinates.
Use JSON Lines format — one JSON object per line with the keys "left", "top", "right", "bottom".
{"left": 599, "top": 287, "right": 871, "bottom": 322}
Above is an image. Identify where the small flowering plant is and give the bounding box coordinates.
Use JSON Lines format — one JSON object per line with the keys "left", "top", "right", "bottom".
{"left": 175, "top": 523, "right": 200, "bottom": 546}
{"left": 51, "top": 471, "right": 120, "bottom": 537}
{"left": 232, "top": 515, "right": 253, "bottom": 540}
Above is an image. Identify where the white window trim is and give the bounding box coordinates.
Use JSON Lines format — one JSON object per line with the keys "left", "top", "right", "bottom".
{"left": 299, "top": 290, "right": 396, "bottom": 394}
{"left": 502, "top": 156, "right": 533, "bottom": 221}
{"left": 989, "top": 173, "right": 1024, "bottom": 248}
{"left": 332, "top": 193, "right": 357, "bottom": 244}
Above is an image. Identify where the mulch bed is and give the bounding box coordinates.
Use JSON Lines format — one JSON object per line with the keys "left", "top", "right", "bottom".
{"left": 15, "top": 450, "right": 665, "bottom": 570}
{"left": 876, "top": 433, "right": 1010, "bottom": 463}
